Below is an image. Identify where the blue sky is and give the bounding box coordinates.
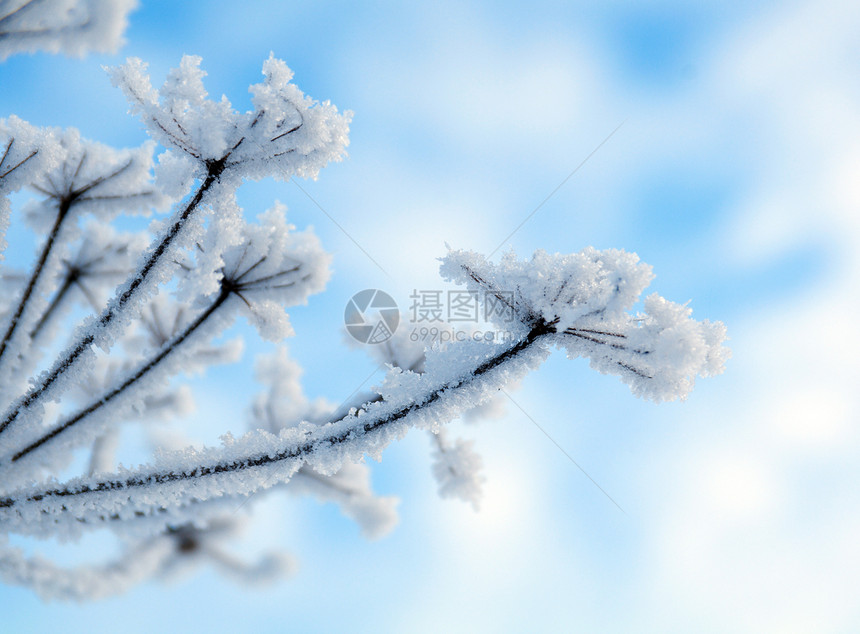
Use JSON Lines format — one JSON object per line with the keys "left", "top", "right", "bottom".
{"left": 2, "top": 0, "right": 859, "bottom": 631}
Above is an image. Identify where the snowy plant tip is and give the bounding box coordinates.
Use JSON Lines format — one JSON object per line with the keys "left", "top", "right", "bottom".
{"left": 191, "top": 202, "right": 332, "bottom": 341}
{"left": 107, "top": 54, "right": 351, "bottom": 182}
{"left": 1, "top": 116, "right": 60, "bottom": 194}
{"left": 440, "top": 248, "right": 730, "bottom": 402}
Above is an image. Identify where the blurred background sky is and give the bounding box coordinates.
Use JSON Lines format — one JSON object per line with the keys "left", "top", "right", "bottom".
{"left": 2, "top": 0, "right": 859, "bottom": 631}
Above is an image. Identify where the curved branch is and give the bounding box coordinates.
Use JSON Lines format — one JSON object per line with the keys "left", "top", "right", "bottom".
{"left": 0, "top": 320, "right": 557, "bottom": 530}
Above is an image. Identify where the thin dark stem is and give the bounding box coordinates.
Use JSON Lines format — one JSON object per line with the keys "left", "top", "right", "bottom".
{"left": 0, "top": 156, "right": 141, "bottom": 364}
{"left": 77, "top": 191, "right": 155, "bottom": 202}
{"left": 562, "top": 327, "right": 653, "bottom": 379}
{"left": 0, "top": 137, "right": 12, "bottom": 167}
{"left": 0, "top": 149, "right": 37, "bottom": 180}
{"left": 10, "top": 287, "right": 232, "bottom": 462}
{"left": 270, "top": 122, "right": 301, "bottom": 143}
{"left": 227, "top": 241, "right": 252, "bottom": 279}
{"left": 122, "top": 82, "right": 201, "bottom": 160}
{"left": 73, "top": 279, "right": 99, "bottom": 311}
{"left": 71, "top": 158, "right": 132, "bottom": 198}
{"left": 564, "top": 330, "right": 627, "bottom": 350}
{"left": 70, "top": 151, "right": 87, "bottom": 189}
{"left": 0, "top": 320, "right": 556, "bottom": 509}
{"left": 461, "top": 263, "right": 540, "bottom": 325}
{"left": 566, "top": 327, "right": 626, "bottom": 338}
{"left": 239, "top": 263, "right": 299, "bottom": 287}
{"left": 615, "top": 361, "right": 651, "bottom": 379}
{"left": 29, "top": 273, "right": 74, "bottom": 339}
{"left": 0, "top": 160, "right": 227, "bottom": 437}
{"left": 0, "top": 196, "right": 71, "bottom": 367}
{"left": 270, "top": 107, "right": 303, "bottom": 143}
{"left": 233, "top": 255, "right": 265, "bottom": 282}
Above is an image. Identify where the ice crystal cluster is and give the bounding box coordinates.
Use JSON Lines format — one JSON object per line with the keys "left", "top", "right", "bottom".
{"left": 0, "top": 0, "right": 137, "bottom": 61}
{"left": 0, "top": 48, "right": 728, "bottom": 599}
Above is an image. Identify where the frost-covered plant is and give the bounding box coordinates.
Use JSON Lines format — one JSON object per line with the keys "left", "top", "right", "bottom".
{"left": 0, "top": 0, "right": 137, "bottom": 61}
{"left": 0, "top": 53, "right": 729, "bottom": 600}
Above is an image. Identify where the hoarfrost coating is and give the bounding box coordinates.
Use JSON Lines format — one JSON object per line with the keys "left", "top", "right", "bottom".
{"left": 0, "top": 52, "right": 728, "bottom": 600}
{"left": 0, "top": 0, "right": 137, "bottom": 61}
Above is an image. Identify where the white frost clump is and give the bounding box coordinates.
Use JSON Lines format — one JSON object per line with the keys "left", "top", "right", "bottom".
{"left": 0, "top": 0, "right": 137, "bottom": 61}
{"left": 108, "top": 54, "right": 351, "bottom": 184}
{"left": 0, "top": 116, "right": 59, "bottom": 197}
{"left": 440, "top": 247, "right": 653, "bottom": 334}
{"left": 289, "top": 463, "right": 400, "bottom": 540}
{"left": 210, "top": 203, "right": 332, "bottom": 341}
{"left": 441, "top": 248, "right": 729, "bottom": 402}
{"left": 0, "top": 126, "right": 163, "bottom": 403}
{"left": 0, "top": 116, "right": 60, "bottom": 261}
{"left": 0, "top": 206, "right": 328, "bottom": 485}
{"left": 23, "top": 129, "right": 164, "bottom": 232}
{"left": 431, "top": 429, "right": 485, "bottom": 510}
{"left": 250, "top": 346, "right": 333, "bottom": 433}
{"left": 0, "top": 516, "right": 291, "bottom": 601}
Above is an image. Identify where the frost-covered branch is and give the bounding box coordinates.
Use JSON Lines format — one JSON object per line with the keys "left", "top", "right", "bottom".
{"left": 0, "top": 48, "right": 728, "bottom": 600}
{"left": 0, "top": 0, "right": 136, "bottom": 61}
{"left": 29, "top": 223, "right": 146, "bottom": 340}
{"left": 0, "top": 158, "right": 223, "bottom": 439}
{"left": 249, "top": 347, "right": 398, "bottom": 539}
{"left": 0, "top": 133, "right": 159, "bottom": 381}
{"left": 5, "top": 236, "right": 735, "bottom": 536}
{"left": 0, "top": 56, "right": 349, "bottom": 441}
{"left": 0, "top": 313, "right": 555, "bottom": 538}
{"left": 0, "top": 206, "right": 329, "bottom": 484}
{"left": 0, "top": 532, "right": 173, "bottom": 601}
{"left": 347, "top": 318, "right": 495, "bottom": 508}
{"left": 0, "top": 516, "right": 289, "bottom": 601}
{"left": 441, "top": 248, "right": 729, "bottom": 402}
{"left": 0, "top": 116, "right": 57, "bottom": 265}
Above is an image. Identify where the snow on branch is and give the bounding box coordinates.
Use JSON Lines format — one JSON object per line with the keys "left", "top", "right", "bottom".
{"left": 0, "top": 532, "right": 173, "bottom": 600}
{"left": 0, "top": 116, "right": 55, "bottom": 195}
{"left": 0, "top": 314, "right": 554, "bottom": 539}
{"left": 29, "top": 222, "right": 148, "bottom": 341}
{"left": 441, "top": 248, "right": 730, "bottom": 402}
{"left": 0, "top": 206, "right": 330, "bottom": 486}
{"left": 0, "top": 516, "right": 290, "bottom": 601}
{"left": 0, "top": 48, "right": 728, "bottom": 599}
{"left": 0, "top": 116, "right": 59, "bottom": 264}
{"left": 0, "top": 56, "right": 348, "bottom": 445}
{"left": 108, "top": 54, "right": 351, "bottom": 184}
{"left": 348, "top": 319, "right": 498, "bottom": 509}
{"left": 0, "top": 0, "right": 137, "bottom": 61}
{"left": 0, "top": 127, "right": 160, "bottom": 401}
{"left": 250, "top": 346, "right": 399, "bottom": 539}
{"left": 0, "top": 246, "right": 728, "bottom": 538}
